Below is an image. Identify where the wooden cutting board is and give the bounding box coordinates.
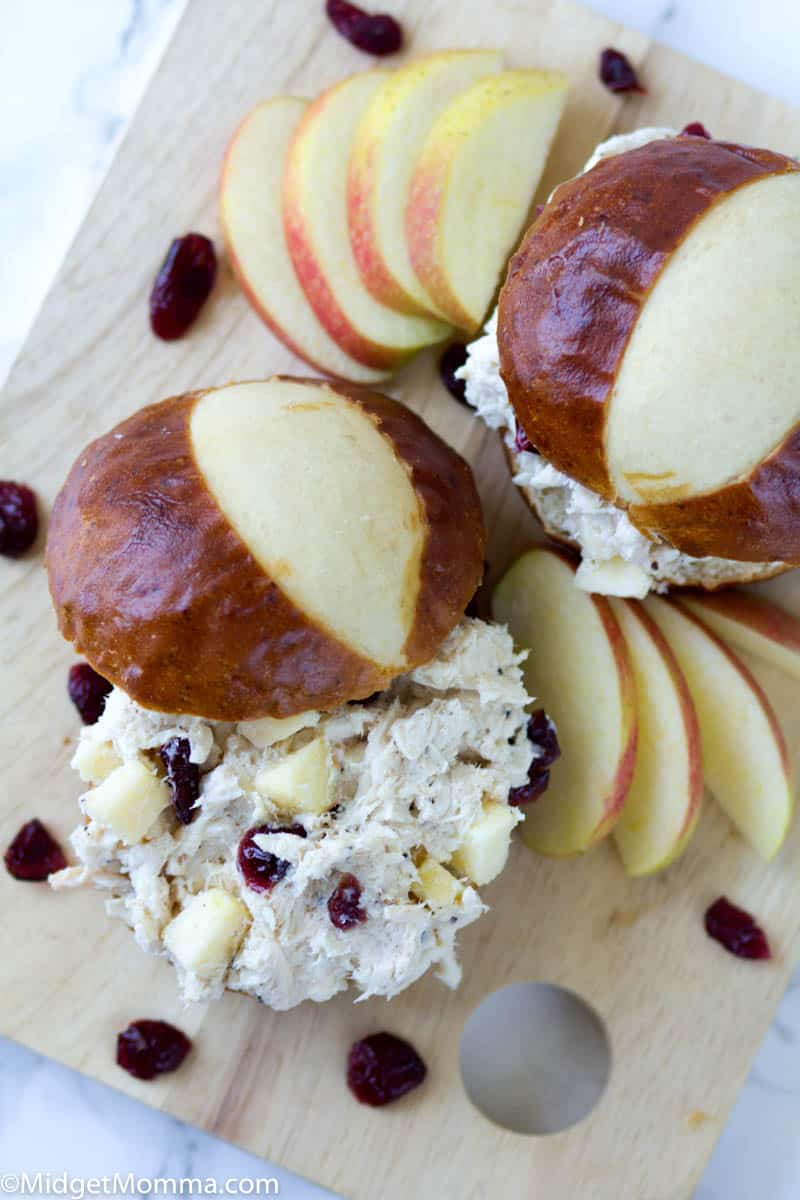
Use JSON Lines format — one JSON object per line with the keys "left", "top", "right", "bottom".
{"left": 3, "top": 1, "right": 800, "bottom": 1196}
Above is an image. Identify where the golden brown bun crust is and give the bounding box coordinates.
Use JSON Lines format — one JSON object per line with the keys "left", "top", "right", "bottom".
{"left": 349, "top": 385, "right": 486, "bottom": 665}
{"left": 46, "top": 382, "right": 485, "bottom": 720}
{"left": 629, "top": 424, "right": 800, "bottom": 562}
{"left": 498, "top": 138, "right": 799, "bottom": 517}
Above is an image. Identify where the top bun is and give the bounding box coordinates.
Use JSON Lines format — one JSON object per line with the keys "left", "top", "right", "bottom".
{"left": 47, "top": 377, "right": 485, "bottom": 720}
{"left": 498, "top": 136, "right": 800, "bottom": 564}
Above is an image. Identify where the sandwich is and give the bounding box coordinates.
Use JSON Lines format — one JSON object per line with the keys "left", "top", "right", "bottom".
{"left": 460, "top": 128, "right": 800, "bottom": 597}
{"left": 46, "top": 377, "right": 551, "bottom": 1009}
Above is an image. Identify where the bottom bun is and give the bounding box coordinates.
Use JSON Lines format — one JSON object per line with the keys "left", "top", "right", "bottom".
{"left": 503, "top": 444, "right": 791, "bottom": 594}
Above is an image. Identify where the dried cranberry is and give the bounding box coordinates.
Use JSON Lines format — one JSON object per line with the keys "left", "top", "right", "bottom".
{"left": 328, "top": 872, "right": 367, "bottom": 929}
{"left": 535, "top": 204, "right": 545, "bottom": 217}
{"left": 509, "top": 770, "right": 551, "bottom": 806}
{"left": 0, "top": 481, "right": 39, "bottom": 557}
{"left": 238, "top": 823, "right": 306, "bottom": 893}
{"left": 705, "top": 897, "right": 771, "bottom": 961}
{"left": 159, "top": 737, "right": 200, "bottom": 825}
{"left": 527, "top": 710, "right": 561, "bottom": 768}
{"left": 149, "top": 234, "right": 217, "bottom": 340}
{"left": 509, "top": 709, "right": 560, "bottom": 806}
{"left": 599, "top": 48, "right": 646, "bottom": 94}
{"left": 681, "top": 121, "right": 711, "bottom": 138}
{"left": 439, "top": 342, "right": 469, "bottom": 404}
{"left": 325, "top": 0, "right": 403, "bottom": 56}
{"left": 68, "top": 662, "right": 112, "bottom": 725}
{"left": 514, "top": 425, "right": 534, "bottom": 455}
{"left": 117, "top": 1019, "right": 192, "bottom": 1080}
{"left": 4, "top": 819, "right": 67, "bottom": 881}
{"left": 347, "top": 1032, "right": 427, "bottom": 1106}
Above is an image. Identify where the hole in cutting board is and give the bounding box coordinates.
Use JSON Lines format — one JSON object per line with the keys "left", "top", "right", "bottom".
{"left": 459, "top": 982, "right": 611, "bottom": 1135}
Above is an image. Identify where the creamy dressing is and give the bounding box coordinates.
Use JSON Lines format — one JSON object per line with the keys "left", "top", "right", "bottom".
{"left": 52, "top": 619, "right": 536, "bottom": 1010}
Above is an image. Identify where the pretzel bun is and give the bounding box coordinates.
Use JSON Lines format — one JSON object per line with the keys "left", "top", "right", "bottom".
{"left": 47, "top": 378, "right": 485, "bottom": 720}
{"left": 499, "top": 442, "right": 791, "bottom": 590}
{"left": 498, "top": 137, "right": 800, "bottom": 564}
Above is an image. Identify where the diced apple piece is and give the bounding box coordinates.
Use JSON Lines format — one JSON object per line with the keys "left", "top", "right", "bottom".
{"left": 645, "top": 596, "right": 793, "bottom": 859}
{"left": 411, "top": 856, "right": 463, "bottom": 906}
{"left": 492, "top": 547, "right": 637, "bottom": 856}
{"left": 348, "top": 49, "right": 503, "bottom": 316}
{"left": 238, "top": 710, "right": 320, "bottom": 749}
{"left": 680, "top": 591, "right": 800, "bottom": 683}
{"left": 220, "top": 97, "right": 389, "bottom": 384}
{"left": 450, "top": 800, "right": 517, "bottom": 886}
{"left": 283, "top": 72, "right": 450, "bottom": 369}
{"left": 575, "top": 556, "right": 651, "bottom": 599}
{"left": 164, "top": 889, "right": 249, "bottom": 977}
{"left": 72, "top": 738, "right": 122, "bottom": 785}
{"left": 609, "top": 600, "right": 704, "bottom": 876}
{"left": 254, "top": 737, "right": 332, "bottom": 815}
{"left": 407, "top": 70, "right": 567, "bottom": 333}
{"left": 84, "top": 759, "right": 170, "bottom": 843}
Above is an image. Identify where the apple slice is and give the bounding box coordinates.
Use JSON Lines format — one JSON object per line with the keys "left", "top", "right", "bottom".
{"left": 348, "top": 49, "right": 504, "bottom": 317}
{"left": 407, "top": 70, "right": 567, "bottom": 333}
{"left": 680, "top": 591, "right": 800, "bottom": 683}
{"left": 492, "top": 547, "right": 637, "bottom": 856}
{"left": 609, "top": 600, "right": 703, "bottom": 876}
{"left": 645, "top": 596, "right": 793, "bottom": 859}
{"left": 220, "top": 97, "right": 389, "bottom": 384}
{"left": 283, "top": 72, "right": 450, "bottom": 370}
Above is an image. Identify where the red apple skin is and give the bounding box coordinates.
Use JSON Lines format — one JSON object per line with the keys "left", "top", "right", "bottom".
{"left": 223, "top": 224, "right": 367, "bottom": 381}
{"left": 282, "top": 205, "right": 409, "bottom": 371}
{"left": 345, "top": 49, "right": 506, "bottom": 319}
{"left": 589, "top": 584, "right": 639, "bottom": 845}
{"left": 681, "top": 591, "right": 800, "bottom": 659}
{"left": 406, "top": 168, "right": 460, "bottom": 325}
{"left": 281, "top": 94, "right": 414, "bottom": 372}
{"left": 219, "top": 108, "right": 388, "bottom": 385}
{"left": 220, "top": 131, "right": 328, "bottom": 375}
{"left": 347, "top": 169, "right": 431, "bottom": 318}
{"left": 506, "top": 545, "right": 639, "bottom": 855}
{"left": 619, "top": 599, "right": 705, "bottom": 863}
{"left": 669, "top": 600, "right": 792, "bottom": 781}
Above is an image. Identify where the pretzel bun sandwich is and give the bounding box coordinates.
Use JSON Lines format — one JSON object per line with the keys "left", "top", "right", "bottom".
{"left": 47, "top": 377, "right": 551, "bottom": 1010}
{"left": 48, "top": 377, "right": 485, "bottom": 720}
{"left": 461, "top": 129, "right": 800, "bottom": 597}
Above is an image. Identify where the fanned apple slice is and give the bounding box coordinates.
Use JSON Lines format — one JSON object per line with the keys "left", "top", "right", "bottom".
{"left": 220, "top": 98, "right": 388, "bottom": 384}
{"left": 609, "top": 600, "right": 703, "bottom": 876}
{"left": 680, "top": 591, "right": 800, "bottom": 682}
{"left": 283, "top": 73, "right": 450, "bottom": 370}
{"left": 645, "top": 596, "right": 793, "bottom": 859}
{"left": 348, "top": 49, "right": 503, "bottom": 317}
{"left": 407, "top": 70, "right": 567, "bottom": 333}
{"left": 492, "top": 547, "right": 637, "bottom": 857}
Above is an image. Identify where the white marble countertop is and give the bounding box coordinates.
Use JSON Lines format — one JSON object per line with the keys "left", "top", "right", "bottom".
{"left": 3, "top": 1, "right": 800, "bottom": 1197}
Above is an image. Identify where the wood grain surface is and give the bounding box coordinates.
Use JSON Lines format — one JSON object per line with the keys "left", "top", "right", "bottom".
{"left": 2, "top": 2, "right": 800, "bottom": 1197}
